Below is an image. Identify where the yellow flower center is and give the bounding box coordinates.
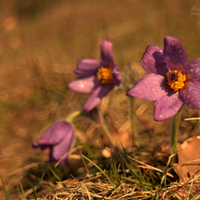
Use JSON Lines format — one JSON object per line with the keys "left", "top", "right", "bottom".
{"left": 166, "top": 70, "right": 186, "bottom": 92}
{"left": 97, "top": 66, "right": 114, "bottom": 84}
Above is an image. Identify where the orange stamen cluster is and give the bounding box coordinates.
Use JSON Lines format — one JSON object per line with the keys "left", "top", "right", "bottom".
{"left": 166, "top": 70, "right": 186, "bottom": 92}
{"left": 97, "top": 66, "right": 114, "bottom": 84}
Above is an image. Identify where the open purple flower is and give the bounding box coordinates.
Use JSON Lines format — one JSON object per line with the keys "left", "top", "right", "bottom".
{"left": 127, "top": 36, "right": 200, "bottom": 121}
{"left": 67, "top": 40, "right": 121, "bottom": 112}
{"left": 32, "top": 121, "right": 75, "bottom": 166}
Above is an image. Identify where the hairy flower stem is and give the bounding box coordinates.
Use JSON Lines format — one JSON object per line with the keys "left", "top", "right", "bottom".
{"left": 129, "top": 97, "right": 139, "bottom": 147}
{"left": 100, "top": 120, "right": 127, "bottom": 162}
{"left": 100, "top": 120, "right": 118, "bottom": 149}
{"left": 98, "top": 109, "right": 123, "bottom": 155}
{"left": 170, "top": 110, "right": 181, "bottom": 163}
{"left": 66, "top": 110, "right": 82, "bottom": 123}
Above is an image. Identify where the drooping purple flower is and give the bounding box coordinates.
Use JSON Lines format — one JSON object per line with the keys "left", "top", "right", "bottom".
{"left": 127, "top": 36, "right": 200, "bottom": 121}
{"left": 67, "top": 40, "right": 122, "bottom": 112}
{"left": 32, "top": 121, "right": 75, "bottom": 166}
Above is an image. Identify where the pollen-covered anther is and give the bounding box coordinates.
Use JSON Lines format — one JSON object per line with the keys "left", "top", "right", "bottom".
{"left": 97, "top": 66, "right": 114, "bottom": 84}
{"left": 167, "top": 70, "right": 186, "bottom": 92}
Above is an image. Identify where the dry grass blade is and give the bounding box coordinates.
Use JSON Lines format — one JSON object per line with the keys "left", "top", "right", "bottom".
{"left": 129, "top": 157, "right": 174, "bottom": 178}
{"left": 11, "top": 159, "right": 200, "bottom": 199}
{"left": 34, "top": 170, "right": 174, "bottom": 199}
{"left": 184, "top": 117, "right": 200, "bottom": 121}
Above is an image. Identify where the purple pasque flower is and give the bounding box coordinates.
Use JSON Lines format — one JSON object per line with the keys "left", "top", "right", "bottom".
{"left": 67, "top": 40, "right": 121, "bottom": 112}
{"left": 32, "top": 121, "right": 75, "bottom": 166}
{"left": 127, "top": 36, "right": 200, "bottom": 121}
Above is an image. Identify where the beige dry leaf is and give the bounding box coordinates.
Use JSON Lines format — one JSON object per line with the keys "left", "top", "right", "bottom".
{"left": 175, "top": 136, "right": 200, "bottom": 183}
{"left": 173, "top": 136, "right": 200, "bottom": 199}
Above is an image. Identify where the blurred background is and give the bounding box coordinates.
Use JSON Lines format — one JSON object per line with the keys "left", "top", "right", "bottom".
{"left": 1, "top": 0, "right": 200, "bottom": 197}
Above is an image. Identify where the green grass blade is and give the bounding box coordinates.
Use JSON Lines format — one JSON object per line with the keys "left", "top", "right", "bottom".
{"left": 81, "top": 154, "right": 120, "bottom": 197}
{"left": 109, "top": 164, "right": 114, "bottom": 184}
{"left": 120, "top": 143, "right": 146, "bottom": 183}
{"left": 26, "top": 180, "right": 37, "bottom": 200}
{"left": 19, "top": 182, "right": 27, "bottom": 200}
{"left": 118, "top": 153, "right": 147, "bottom": 191}
{"left": 122, "top": 162, "right": 127, "bottom": 178}
{"left": 46, "top": 165, "right": 62, "bottom": 182}
{"left": 1, "top": 176, "right": 9, "bottom": 200}
{"left": 110, "top": 155, "right": 119, "bottom": 184}
{"left": 123, "top": 176, "right": 141, "bottom": 185}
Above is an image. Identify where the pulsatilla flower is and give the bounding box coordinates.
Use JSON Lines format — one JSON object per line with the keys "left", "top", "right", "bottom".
{"left": 32, "top": 121, "right": 75, "bottom": 166}
{"left": 127, "top": 36, "right": 200, "bottom": 121}
{"left": 67, "top": 40, "right": 121, "bottom": 112}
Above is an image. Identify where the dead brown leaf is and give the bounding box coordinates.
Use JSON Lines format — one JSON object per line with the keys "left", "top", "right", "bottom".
{"left": 173, "top": 136, "right": 200, "bottom": 199}
{"left": 175, "top": 136, "right": 200, "bottom": 183}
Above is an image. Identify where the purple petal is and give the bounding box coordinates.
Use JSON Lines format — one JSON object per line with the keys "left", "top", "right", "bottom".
{"left": 50, "top": 126, "right": 74, "bottom": 165}
{"left": 74, "top": 69, "right": 97, "bottom": 77}
{"left": 163, "top": 36, "right": 188, "bottom": 68}
{"left": 67, "top": 76, "right": 97, "bottom": 93}
{"left": 33, "top": 121, "right": 75, "bottom": 166}
{"left": 38, "top": 121, "right": 72, "bottom": 147}
{"left": 154, "top": 93, "right": 183, "bottom": 121}
{"left": 112, "top": 67, "right": 122, "bottom": 86}
{"left": 101, "top": 40, "right": 115, "bottom": 67}
{"left": 74, "top": 59, "right": 101, "bottom": 77}
{"left": 187, "top": 58, "right": 200, "bottom": 82}
{"left": 83, "top": 85, "right": 114, "bottom": 112}
{"left": 140, "top": 45, "right": 167, "bottom": 75}
{"left": 77, "top": 59, "right": 101, "bottom": 71}
{"left": 127, "top": 74, "right": 168, "bottom": 101}
{"left": 180, "top": 81, "right": 200, "bottom": 110}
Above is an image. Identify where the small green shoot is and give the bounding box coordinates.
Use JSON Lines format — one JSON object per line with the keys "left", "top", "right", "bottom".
{"left": 118, "top": 152, "right": 147, "bottom": 191}
{"left": 81, "top": 154, "right": 120, "bottom": 197}
{"left": 26, "top": 181, "right": 37, "bottom": 200}
{"left": 1, "top": 175, "right": 9, "bottom": 200}
{"left": 46, "top": 164, "right": 62, "bottom": 182}
{"left": 19, "top": 182, "right": 27, "bottom": 200}
{"left": 110, "top": 155, "right": 120, "bottom": 185}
